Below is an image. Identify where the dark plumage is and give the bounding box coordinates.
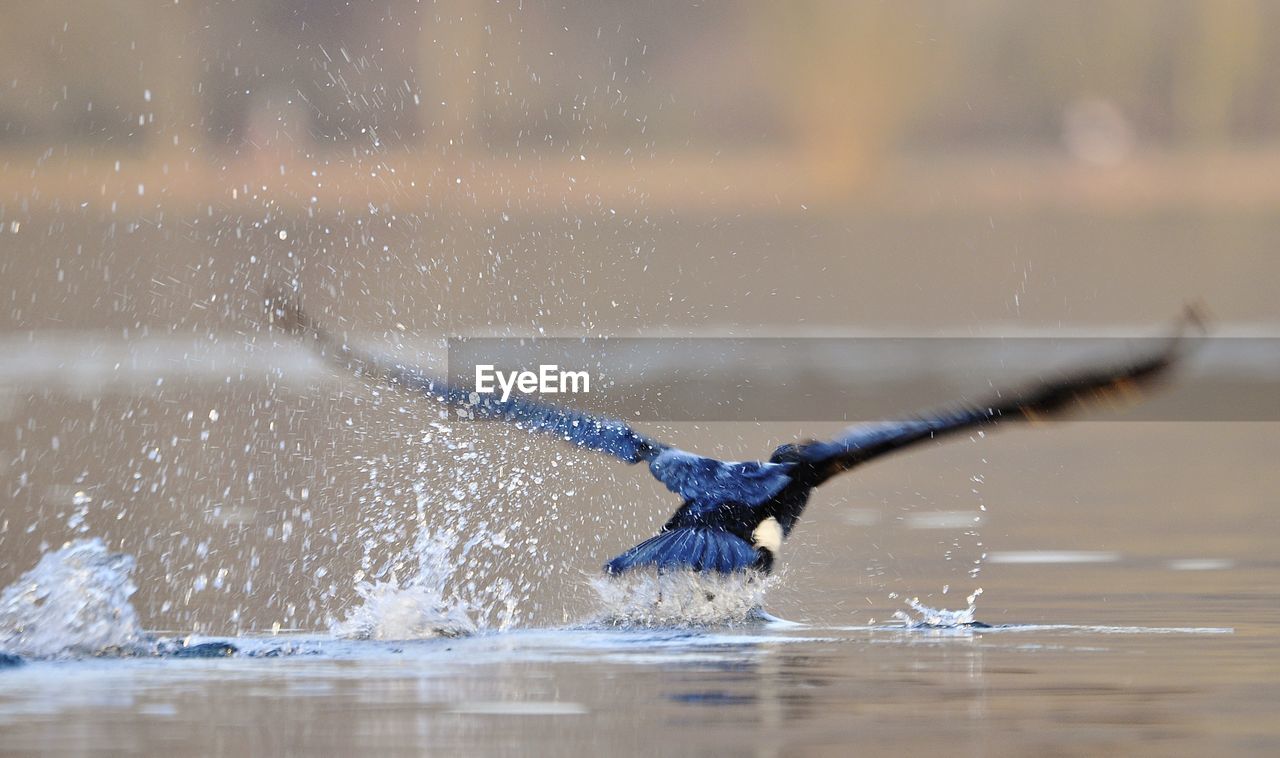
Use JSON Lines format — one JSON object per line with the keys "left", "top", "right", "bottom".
{"left": 270, "top": 295, "right": 1202, "bottom": 577}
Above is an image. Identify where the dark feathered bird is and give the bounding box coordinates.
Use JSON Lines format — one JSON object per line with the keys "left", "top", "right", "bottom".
{"left": 269, "top": 295, "right": 1202, "bottom": 577}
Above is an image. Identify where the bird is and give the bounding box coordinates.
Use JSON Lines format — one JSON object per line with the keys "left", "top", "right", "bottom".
{"left": 268, "top": 294, "right": 1202, "bottom": 578}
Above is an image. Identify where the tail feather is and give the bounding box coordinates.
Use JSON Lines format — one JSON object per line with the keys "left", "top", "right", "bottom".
{"left": 604, "top": 528, "right": 761, "bottom": 574}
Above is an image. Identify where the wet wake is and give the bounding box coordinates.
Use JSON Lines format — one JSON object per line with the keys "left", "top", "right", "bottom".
{"left": 0, "top": 535, "right": 789, "bottom": 663}
{"left": 0, "top": 539, "right": 1234, "bottom": 666}
{"left": 0, "top": 534, "right": 477, "bottom": 661}
{"left": 587, "top": 570, "right": 778, "bottom": 628}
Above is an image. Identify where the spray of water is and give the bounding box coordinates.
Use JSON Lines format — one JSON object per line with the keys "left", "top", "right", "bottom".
{"left": 893, "top": 588, "right": 984, "bottom": 629}
{"left": 0, "top": 539, "right": 148, "bottom": 658}
{"left": 588, "top": 569, "right": 778, "bottom": 628}
{"left": 331, "top": 524, "right": 476, "bottom": 640}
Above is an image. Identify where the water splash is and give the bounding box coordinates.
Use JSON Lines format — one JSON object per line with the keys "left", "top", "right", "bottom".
{"left": 0, "top": 539, "right": 148, "bottom": 658}
{"left": 331, "top": 581, "right": 476, "bottom": 640}
{"left": 332, "top": 527, "right": 476, "bottom": 640}
{"left": 588, "top": 570, "right": 777, "bottom": 627}
{"left": 893, "top": 588, "right": 984, "bottom": 629}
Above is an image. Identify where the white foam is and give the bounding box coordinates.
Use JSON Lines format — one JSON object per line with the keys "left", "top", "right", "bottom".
{"left": 0, "top": 539, "right": 147, "bottom": 658}
{"left": 332, "top": 579, "right": 475, "bottom": 640}
{"left": 893, "top": 588, "right": 984, "bottom": 629}
{"left": 332, "top": 528, "right": 476, "bottom": 640}
{"left": 588, "top": 570, "right": 777, "bottom": 627}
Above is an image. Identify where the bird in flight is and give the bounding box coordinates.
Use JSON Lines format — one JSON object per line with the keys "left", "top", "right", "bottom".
{"left": 269, "top": 295, "right": 1201, "bottom": 577}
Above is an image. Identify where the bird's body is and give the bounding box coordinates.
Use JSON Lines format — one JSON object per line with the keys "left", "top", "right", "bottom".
{"left": 270, "top": 295, "right": 1201, "bottom": 578}
{"left": 608, "top": 451, "right": 824, "bottom": 574}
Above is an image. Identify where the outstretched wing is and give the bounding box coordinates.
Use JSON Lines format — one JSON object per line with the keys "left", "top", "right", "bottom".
{"left": 800, "top": 306, "right": 1204, "bottom": 478}
{"left": 268, "top": 294, "right": 666, "bottom": 465}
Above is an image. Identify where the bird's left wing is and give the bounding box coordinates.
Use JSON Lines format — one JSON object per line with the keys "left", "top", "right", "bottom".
{"left": 268, "top": 294, "right": 665, "bottom": 465}
{"left": 799, "top": 306, "right": 1204, "bottom": 478}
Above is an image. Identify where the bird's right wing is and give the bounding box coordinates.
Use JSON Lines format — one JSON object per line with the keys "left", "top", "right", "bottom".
{"left": 267, "top": 294, "right": 666, "bottom": 465}
{"left": 799, "top": 306, "right": 1204, "bottom": 479}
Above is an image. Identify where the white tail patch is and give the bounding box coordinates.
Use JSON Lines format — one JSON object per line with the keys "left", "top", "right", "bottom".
{"left": 751, "top": 517, "right": 783, "bottom": 553}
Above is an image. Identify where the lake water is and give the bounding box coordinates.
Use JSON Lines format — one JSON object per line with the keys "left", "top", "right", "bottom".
{"left": 1, "top": 421, "right": 1277, "bottom": 756}
{"left": 1, "top": 211, "right": 1277, "bottom": 754}
{"left": 0, "top": 610, "right": 1272, "bottom": 755}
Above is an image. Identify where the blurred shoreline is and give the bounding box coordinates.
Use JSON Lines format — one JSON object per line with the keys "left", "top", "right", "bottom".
{"left": 5, "top": 147, "right": 1280, "bottom": 216}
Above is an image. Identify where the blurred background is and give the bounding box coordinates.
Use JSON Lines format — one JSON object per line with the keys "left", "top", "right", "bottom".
{"left": 1, "top": 1, "right": 1277, "bottom": 634}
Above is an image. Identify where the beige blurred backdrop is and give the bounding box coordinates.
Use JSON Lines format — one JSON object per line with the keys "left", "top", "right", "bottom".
{"left": 1, "top": 1, "right": 1277, "bottom": 633}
